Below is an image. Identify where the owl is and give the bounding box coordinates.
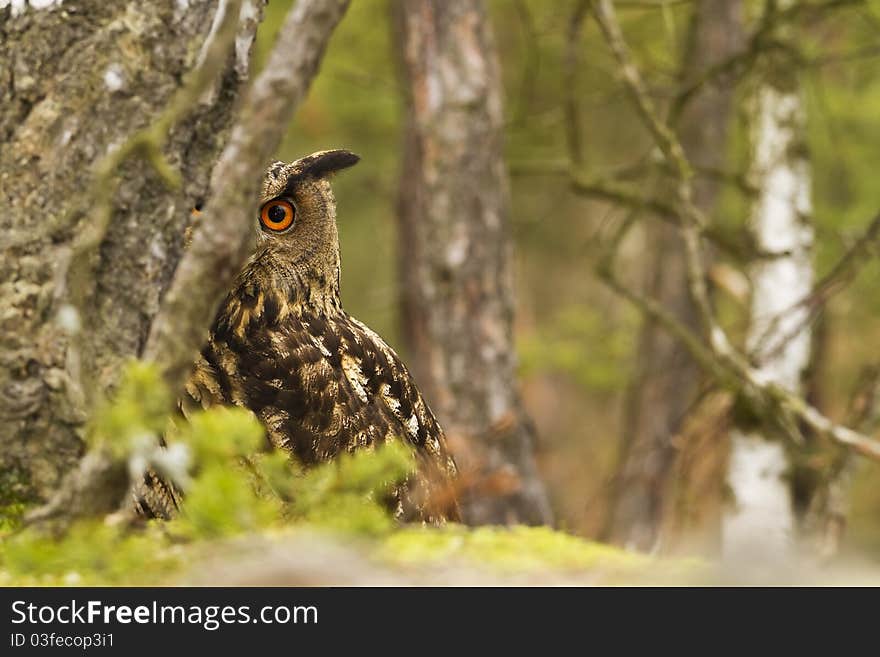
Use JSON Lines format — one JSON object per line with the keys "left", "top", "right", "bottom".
{"left": 136, "top": 150, "right": 458, "bottom": 523}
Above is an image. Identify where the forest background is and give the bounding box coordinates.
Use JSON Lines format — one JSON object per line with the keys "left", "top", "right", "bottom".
{"left": 4, "top": 0, "right": 880, "bottom": 583}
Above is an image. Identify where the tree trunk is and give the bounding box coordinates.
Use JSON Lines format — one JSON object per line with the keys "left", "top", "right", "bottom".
{"left": 394, "top": 0, "right": 552, "bottom": 526}
{"left": 609, "top": 0, "right": 743, "bottom": 551}
{"left": 722, "top": 34, "right": 813, "bottom": 562}
{"left": 0, "top": 0, "right": 261, "bottom": 508}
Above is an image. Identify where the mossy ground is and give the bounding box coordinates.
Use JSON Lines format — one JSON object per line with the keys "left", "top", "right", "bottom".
{"left": 0, "top": 520, "right": 701, "bottom": 587}
{"left": 0, "top": 363, "right": 700, "bottom": 586}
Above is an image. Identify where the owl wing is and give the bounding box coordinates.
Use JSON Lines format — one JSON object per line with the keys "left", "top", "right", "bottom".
{"left": 181, "top": 283, "right": 458, "bottom": 520}
{"left": 332, "top": 316, "right": 460, "bottom": 522}
{"left": 323, "top": 311, "right": 457, "bottom": 474}
{"left": 132, "top": 468, "right": 182, "bottom": 520}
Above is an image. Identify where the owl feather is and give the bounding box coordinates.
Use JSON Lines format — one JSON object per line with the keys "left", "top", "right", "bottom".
{"left": 135, "top": 150, "right": 458, "bottom": 523}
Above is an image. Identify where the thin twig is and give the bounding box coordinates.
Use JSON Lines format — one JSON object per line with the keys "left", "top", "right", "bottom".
{"left": 563, "top": 0, "right": 591, "bottom": 166}
{"left": 590, "top": 0, "right": 880, "bottom": 463}
{"left": 510, "top": 0, "right": 541, "bottom": 127}
{"left": 754, "top": 212, "right": 880, "bottom": 362}
{"left": 511, "top": 158, "right": 768, "bottom": 262}
{"left": 669, "top": 0, "right": 865, "bottom": 122}
{"left": 592, "top": 0, "right": 694, "bottom": 185}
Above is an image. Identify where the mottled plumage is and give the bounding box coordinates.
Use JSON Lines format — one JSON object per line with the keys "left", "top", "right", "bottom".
{"left": 136, "top": 150, "right": 458, "bottom": 522}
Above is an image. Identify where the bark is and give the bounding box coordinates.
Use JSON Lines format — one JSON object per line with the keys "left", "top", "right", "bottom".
{"left": 394, "top": 0, "right": 552, "bottom": 526}
{"left": 722, "top": 37, "right": 814, "bottom": 562}
{"left": 608, "top": 0, "right": 743, "bottom": 551}
{"left": 0, "top": 0, "right": 262, "bottom": 508}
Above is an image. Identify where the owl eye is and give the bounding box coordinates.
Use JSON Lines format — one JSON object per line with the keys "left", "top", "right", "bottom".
{"left": 259, "top": 199, "right": 295, "bottom": 232}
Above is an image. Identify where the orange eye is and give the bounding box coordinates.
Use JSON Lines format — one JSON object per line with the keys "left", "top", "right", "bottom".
{"left": 259, "top": 199, "right": 295, "bottom": 232}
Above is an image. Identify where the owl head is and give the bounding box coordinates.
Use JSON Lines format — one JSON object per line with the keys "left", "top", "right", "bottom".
{"left": 258, "top": 149, "right": 360, "bottom": 237}
{"left": 254, "top": 150, "right": 360, "bottom": 289}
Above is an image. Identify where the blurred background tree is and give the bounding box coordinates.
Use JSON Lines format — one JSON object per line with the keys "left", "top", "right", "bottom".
{"left": 393, "top": 0, "right": 552, "bottom": 526}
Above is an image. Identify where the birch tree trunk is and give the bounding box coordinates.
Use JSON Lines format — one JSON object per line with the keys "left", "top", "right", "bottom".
{"left": 0, "top": 0, "right": 261, "bottom": 508}
{"left": 722, "top": 42, "right": 814, "bottom": 562}
{"left": 394, "top": 0, "right": 552, "bottom": 525}
{"left": 609, "top": 0, "right": 743, "bottom": 551}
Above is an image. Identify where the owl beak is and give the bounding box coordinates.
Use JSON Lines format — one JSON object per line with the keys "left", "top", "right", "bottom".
{"left": 297, "top": 149, "right": 360, "bottom": 179}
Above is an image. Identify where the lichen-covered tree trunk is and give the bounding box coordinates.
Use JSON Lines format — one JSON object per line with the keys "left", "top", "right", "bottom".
{"left": 722, "top": 39, "right": 813, "bottom": 562}
{"left": 0, "top": 0, "right": 260, "bottom": 508}
{"left": 608, "top": 0, "right": 743, "bottom": 551}
{"left": 394, "top": 0, "right": 552, "bottom": 526}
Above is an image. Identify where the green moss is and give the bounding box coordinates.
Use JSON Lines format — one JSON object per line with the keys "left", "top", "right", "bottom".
{"left": 0, "top": 503, "right": 27, "bottom": 536}
{"left": 378, "top": 525, "right": 707, "bottom": 583}
{"left": 0, "top": 522, "right": 181, "bottom": 586}
{"left": 380, "top": 525, "right": 651, "bottom": 572}
{"left": 90, "top": 360, "right": 172, "bottom": 456}
{"left": 0, "top": 465, "right": 35, "bottom": 536}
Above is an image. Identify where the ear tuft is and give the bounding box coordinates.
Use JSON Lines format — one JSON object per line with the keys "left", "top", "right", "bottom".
{"left": 300, "top": 150, "right": 360, "bottom": 178}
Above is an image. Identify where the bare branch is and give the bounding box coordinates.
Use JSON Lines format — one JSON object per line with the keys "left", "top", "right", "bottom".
{"left": 595, "top": 247, "right": 731, "bottom": 389}
{"left": 563, "top": 0, "right": 591, "bottom": 166}
{"left": 794, "top": 212, "right": 880, "bottom": 312}
{"left": 571, "top": 170, "right": 680, "bottom": 220}
{"left": 669, "top": 0, "right": 866, "bottom": 122}
{"left": 509, "top": 0, "right": 541, "bottom": 127}
{"left": 592, "top": 0, "right": 694, "bottom": 185}
{"left": 590, "top": 0, "right": 880, "bottom": 463}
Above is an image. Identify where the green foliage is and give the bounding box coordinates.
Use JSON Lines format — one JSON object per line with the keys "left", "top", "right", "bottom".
{"left": 287, "top": 441, "right": 414, "bottom": 535}
{"left": 0, "top": 466, "right": 34, "bottom": 535}
{"left": 0, "top": 362, "right": 419, "bottom": 583}
{"left": 90, "top": 360, "right": 172, "bottom": 456}
{"left": 518, "top": 304, "right": 635, "bottom": 392}
{"left": 172, "top": 406, "right": 415, "bottom": 538}
{"left": 178, "top": 464, "right": 279, "bottom": 539}
{"left": 168, "top": 407, "right": 275, "bottom": 538}
{"left": 179, "top": 406, "right": 265, "bottom": 464}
